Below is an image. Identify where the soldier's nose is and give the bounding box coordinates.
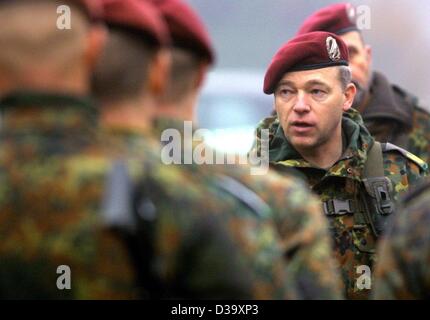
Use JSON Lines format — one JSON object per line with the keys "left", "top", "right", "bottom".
{"left": 292, "top": 94, "right": 311, "bottom": 113}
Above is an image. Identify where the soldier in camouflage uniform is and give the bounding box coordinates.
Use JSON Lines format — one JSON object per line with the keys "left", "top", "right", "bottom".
{"left": 0, "top": 0, "right": 310, "bottom": 300}
{"left": 259, "top": 3, "right": 430, "bottom": 165}
{"left": 92, "top": 0, "right": 344, "bottom": 299}
{"left": 0, "top": 0, "right": 300, "bottom": 300}
{"left": 88, "top": 0, "right": 292, "bottom": 300}
{"left": 0, "top": 0, "right": 139, "bottom": 299}
{"left": 372, "top": 178, "right": 430, "bottom": 299}
{"left": 254, "top": 31, "right": 428, "bottom": 299}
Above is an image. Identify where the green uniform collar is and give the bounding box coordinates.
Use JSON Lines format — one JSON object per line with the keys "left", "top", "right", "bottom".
{"left": 0, "top": 90, "right": 98, "bottom": 132}
{"left": 269, "top": 112, "right": 375, "bottom": 179}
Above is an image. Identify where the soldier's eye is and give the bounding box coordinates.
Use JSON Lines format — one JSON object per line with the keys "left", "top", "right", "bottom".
{"left": 277, "top": 88, "right": 293, "bottom": 98}
{"left": 311, "top": 89, "right": 327, "bottom": 99}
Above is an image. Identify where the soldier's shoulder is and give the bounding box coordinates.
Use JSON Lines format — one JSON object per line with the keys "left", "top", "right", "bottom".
{"left": 392, "top": 83, "right": 430, "bottom": 117}
{"left": 401, "top": 178, "right": 430, "bottom": 206}
{"left": 382, "top": 142, "right": 428, "bottom": 172}
{"left": 256, "top": 115, "right": 279, "bottom": 131}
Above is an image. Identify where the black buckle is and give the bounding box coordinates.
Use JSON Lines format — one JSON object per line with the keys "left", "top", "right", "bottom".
{"left": 363, "top": 177, "right": 394, "bottom": 216}
{"left": 323, "top": 199, "right": 354, "bottom": 216}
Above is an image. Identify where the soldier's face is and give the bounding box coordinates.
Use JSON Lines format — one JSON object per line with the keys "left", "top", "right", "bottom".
{"left": 274, "top": 67, "right": 355, "bottom": 153}
{"left": 340, "top": 31, "right": 372, "bottom": 90}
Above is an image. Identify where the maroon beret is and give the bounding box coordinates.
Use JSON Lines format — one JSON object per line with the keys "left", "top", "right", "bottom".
{"left": 100, "top": 0, "right": 169, "bottom": 47}
{"left": 297, "top": 3, "right": 358, "bottom": 36}
{"left": 150, "top": 0, "right": 215, "bottom": 64}
{"left": 263, "top": 31, "right": 349, "bottom": 94}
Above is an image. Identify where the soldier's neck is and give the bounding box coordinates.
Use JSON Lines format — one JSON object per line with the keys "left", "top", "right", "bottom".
{"left": 296, "top": 128, "right": 343, "bottom": 170}
{"left": 100, "top": 96, "right": 155, "bottom": 134}
{"left": 156, "top": 91, "right": 197, "bottom": 123}
{"left": 0, "top": 67, "right": 90, "bottom": 97}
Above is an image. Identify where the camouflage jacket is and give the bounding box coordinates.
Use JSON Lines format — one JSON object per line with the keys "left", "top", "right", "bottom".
{"left": 152, "top": 117, "right": 344, "bottom": 299}
{"left": 360, "top": 71, "right": 430, "bottom": 165}
{"left": 253, "top": 110, "right": 428, "bottom": 299}
{"left": 373, "top": 179, "right": 430, "bottom": 299}
{"left": 99, "top": 124, "right": 294, "bottom": 299}
{"left": 0, "top": 91, "right": 137, "bottom": 299}
{"left": 0, "top": 91, "right": 302, "bottom": 300}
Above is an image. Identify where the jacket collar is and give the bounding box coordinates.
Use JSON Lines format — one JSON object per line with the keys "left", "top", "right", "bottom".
{"left": 361, "top": 71, "right": 413, "bottom": 128}
{"left": 269, "top": 112, "right": 374, "bottom": 180}
{"left": 0, "top": 90, "right": 98, "bottom": 133}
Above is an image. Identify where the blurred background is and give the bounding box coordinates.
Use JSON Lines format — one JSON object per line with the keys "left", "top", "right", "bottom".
{"left": 190, "top": 0, "right": 430, "bottom": 154}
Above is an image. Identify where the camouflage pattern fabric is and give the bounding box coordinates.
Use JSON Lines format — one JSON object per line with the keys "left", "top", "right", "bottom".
{"left": 373, "top": 179, "right": 430, "bottom": 300}
{"left": 152, "top": 117, "right": 344, "bottom": 299}
{"left": 0, "top": 91, "right": 138, "bottom": 299}
{"left": 0, "top": 91, "right": 307, "bottom": 299}
{"left": 252, "top": 110, "right": 428, "bottom": 299}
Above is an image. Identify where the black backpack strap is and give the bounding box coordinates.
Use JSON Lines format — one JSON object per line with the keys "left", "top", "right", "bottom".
{"left": 214, "top": 174, "right": 271, "bottom": 219}
{"left": 101, "top": 160, "right": 163, "bottom": 299}
{"left": 364, "top": 141, "right": 384, "bottom": 178}
{"left": 361, "top": 141, "right": 395, "bottom": 237}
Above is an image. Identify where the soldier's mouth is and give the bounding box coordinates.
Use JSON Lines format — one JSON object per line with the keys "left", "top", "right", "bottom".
{"left": 289, "top": 121, "right": 315, "bottom": 134}
{"left": 291, "top": 121, "right": 315, "bottom": 127}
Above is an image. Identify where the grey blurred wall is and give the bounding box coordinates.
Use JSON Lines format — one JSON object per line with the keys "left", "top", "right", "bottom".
{"left": 187, "top": 0, "right": 430, "bottom": 107}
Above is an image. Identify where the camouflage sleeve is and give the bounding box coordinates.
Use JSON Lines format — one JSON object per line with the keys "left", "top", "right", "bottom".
{"left": 250, "top": 115, "right": 278, "bottom": 157}
{"left": 264, "top": 174, "right": 344, "bottom": 300}
{"left": 408, "top": 106, "right": 430, "bottom": 165}
{"left": 373, "top": 190, "right": 430, "bottom": 299}
{"left": 383, "top": 150, "right": 428, "bottom": 198}
{"left": 153, "top": 202, "right": 295, "bottom": 300}
{"left": 147, "top": 165, "right": 295, "bottom": 300}
{"left": 0, "top": 158, "right": 138, "bottom": 300}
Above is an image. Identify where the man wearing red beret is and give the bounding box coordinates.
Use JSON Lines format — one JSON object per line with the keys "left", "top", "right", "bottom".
{"left": 261, "top": 3, "right": 430, "bottom": 166}
{"left": 256, "top": 31, "right": 427, "bottom": 299}
{"left": 148, "top": 0, "right": 347, "bottom": 299}
{"left": 93, "top": 0, "right": 331, "bottom": 300}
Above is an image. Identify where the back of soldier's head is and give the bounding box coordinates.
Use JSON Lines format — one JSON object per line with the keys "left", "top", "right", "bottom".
{"left": 0, "top": 0, "right": 99, "bottom": 93}
{"left": 91, "top": 0, "right": 169, "bottom": 104}
{"left": 151, "top": 0, "right": 215, "bottom": 105}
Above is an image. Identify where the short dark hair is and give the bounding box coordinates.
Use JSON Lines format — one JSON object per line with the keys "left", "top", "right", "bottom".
{"left": 160, "top": 48, "right": 202, "bottom": 104}
{"left": 91, "top": 27, "right": 156, "bottom": 102}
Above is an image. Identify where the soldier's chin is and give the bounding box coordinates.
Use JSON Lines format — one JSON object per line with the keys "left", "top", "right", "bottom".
{"left": 289, "top": 136, "right": 315, "bottom": 151}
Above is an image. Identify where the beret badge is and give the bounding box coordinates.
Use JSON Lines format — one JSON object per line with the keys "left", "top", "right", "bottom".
{"left": 326, "top": 36, "right": 341, "bottom": 61}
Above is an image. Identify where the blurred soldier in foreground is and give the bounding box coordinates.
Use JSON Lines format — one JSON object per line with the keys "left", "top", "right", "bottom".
{"left": 253, "top": 31, "right": 427, "bottom": 299}
{"left": 0, "top": 0, "right": 297, "bottom": 300}
{"left": 142, "top": 0, "right": 343, "bottom": 299}
{"left": 373, "top": 179, "right": 430, "bottom": 299}
{"left": 92, "top": 0, "right": 314, "bottom": 299}
{"left": 258, "top": 3, "right": 430, "bottom": 165}
{"left": 93, "top": 0, "right": 306, "bottom": 299}
{"left": 0, "top": 0, "right": 138, "bottom": 298}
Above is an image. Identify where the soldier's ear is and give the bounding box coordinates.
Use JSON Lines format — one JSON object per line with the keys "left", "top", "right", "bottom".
{"left": 147, "top": 48, "right": 171, "bottom": 96}
{"left": 365, "top": 44, "right": 372, "bottom": 65}
{"left": 193, "top": 62, "right": 209, "bottom": 91}
{"left": 343, "top": 82, "right": 357, "bottom": 112}
{"left": 84, "top": 24, "right": 108, "bottom": 72}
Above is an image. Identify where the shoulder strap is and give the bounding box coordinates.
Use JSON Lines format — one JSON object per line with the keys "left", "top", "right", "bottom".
{"left": 364, "top": 141, "right": 384, "bottom": 178}
{"left": 214, "top": 174, "right": 271, "bottom": 219}
{"left": 382, "top": 142, "right": 428, "bottom": 170}
{"left": 361, "top": 141, "right": 395, "bottom": 237}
